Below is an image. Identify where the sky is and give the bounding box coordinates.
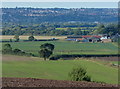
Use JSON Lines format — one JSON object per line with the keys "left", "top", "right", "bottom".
{"left": 1, "top": 0, "right": 119, "bottom": 8}
{"left": 1, "top": 0, "right": 120, "bottom": 2}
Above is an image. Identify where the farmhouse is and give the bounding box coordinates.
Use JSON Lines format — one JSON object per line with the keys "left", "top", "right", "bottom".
{"left": 100, "top": 35, "right": 111, "bottom": 43}
{"left": 66, "top": 35, "right": 101, "bottom": 42}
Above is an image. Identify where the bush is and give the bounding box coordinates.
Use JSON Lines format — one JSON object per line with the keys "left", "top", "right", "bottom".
{"left": 69, "top": 66, "right": 91, "bottom": 82}
{"left": 28, "top": 35, "right": 35, "bottom": 41}
{"left": 83, "top": 75, "right": 91, "bottom": 82}
{"left": 2, "top": 44, "right": 12, "bottom": 54}
{"left": 13, "top": 49, "right": 22, "bottom": 54}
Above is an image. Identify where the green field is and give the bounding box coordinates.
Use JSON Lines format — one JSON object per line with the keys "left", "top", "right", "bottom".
{"left": 55, "top": 27, "right": 98, "bottom": 31}
{"left": 2, "top": 41, "right": 119, "bottom": 56}
{"left": 3, "top": 58, "right": 118, "bottom": 84}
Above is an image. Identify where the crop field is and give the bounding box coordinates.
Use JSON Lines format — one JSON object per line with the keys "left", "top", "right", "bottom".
{"left": 55, "top": 27, "right": 98, "bottom": 31}
{"left": 0, "top": 35, "right": 67, "bottom": 40}
{"left": 2, "top": 55, "right": 118, "bottom": 84}
{"left": 2, "top": 40, "right": 119, "bottom": 56}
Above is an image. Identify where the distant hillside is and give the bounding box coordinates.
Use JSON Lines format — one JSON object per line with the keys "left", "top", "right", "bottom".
{"left": 2, "top": 8, "right": 118, "bottom": 24}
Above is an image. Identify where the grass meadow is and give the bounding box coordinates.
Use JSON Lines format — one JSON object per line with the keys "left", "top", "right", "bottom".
{"left": 2, "top": 38, "right": 119, "bottom": 85}
{"left": 2, "top": 40, "right": 118, "bottom": 56}
{"left": 2, "top": 58, "right": 118, "bottom": 84}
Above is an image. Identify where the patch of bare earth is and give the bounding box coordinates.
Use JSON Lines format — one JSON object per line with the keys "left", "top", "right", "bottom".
{"left": 2, "top": 55, "right": 42, "bottom": 61}
{"left": 2, "top": 77, "right": 118, "bottom": 88}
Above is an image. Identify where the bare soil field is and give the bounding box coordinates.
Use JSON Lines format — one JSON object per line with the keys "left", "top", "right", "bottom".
{"left": 2, "top": 55, "right": 42, "bottom": 61}
{"left": 2, "top": 77, "right": 118, "bottom": 87}
{"left": 1, "top": 35, "right": 67, "bottom": 40}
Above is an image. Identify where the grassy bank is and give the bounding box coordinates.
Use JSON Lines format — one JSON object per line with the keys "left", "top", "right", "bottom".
{"left": 3, "top": 57, "right": 118, "bottom": 84}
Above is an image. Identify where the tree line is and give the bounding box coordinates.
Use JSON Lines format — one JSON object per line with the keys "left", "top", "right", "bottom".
{"left": 2, "top": 22, "right": 119, "bottom": 36}
{"left": 2, "top": 43, "right": 54, "bottom": 61}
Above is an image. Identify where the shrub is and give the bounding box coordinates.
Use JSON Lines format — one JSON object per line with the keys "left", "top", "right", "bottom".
{"left": 13, "top": 49, "right": 22, "bottom": 54}
{"left": 83, "top": 75, "right": 91, "bottom": 82}
{"left": 2, "top": 44, "right": 12, "bottom": 54}
{"left": 69, "top": 66, "right": 91, "bottom": 82}
{"left": 28, "top": 35, "right": 35, "bottom": 41}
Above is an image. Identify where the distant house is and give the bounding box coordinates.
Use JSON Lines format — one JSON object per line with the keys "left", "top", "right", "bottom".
{"left": 82, "top": 35, "right": 101, "bottom": 42}
{"left": 66, "top": 35, "right": 101, "bottom": 42}
{"left": 100, "top": 35, "right": 111, "bottom": 43}
{"left": 66, "top": 36, "right": 82, "bottom": 42}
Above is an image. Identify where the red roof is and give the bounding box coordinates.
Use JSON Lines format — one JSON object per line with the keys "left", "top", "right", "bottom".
{"left": 93, "top": 36, "right": 102, "bottom": 38}
{"left": 76, "top": 38, "right": 83, "bottom": 40}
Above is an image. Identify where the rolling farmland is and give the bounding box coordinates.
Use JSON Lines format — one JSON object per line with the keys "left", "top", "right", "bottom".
{"left": 2, "top": 40, "right": 118, "bottom": 56}
{"left": 2, "top": 55, "right": 118, "bottom": 84}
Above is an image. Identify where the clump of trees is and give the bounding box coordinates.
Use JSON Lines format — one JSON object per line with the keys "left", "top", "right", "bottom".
{"left": 2, "top": 44, "right": 12, "bottom": 54}
{"left": 2, "top": 43, "right": 34, "bottom": 56}
{"left": 38, "top": 43, "right": 54, "bottom": 60}
{"left": 69, "top": 66, "right": 91, "bottom": 82}
{"left": 93, "top": 24, "right": 118, "bottom": 36}
{"left": 28, "top": 35, "right": 35, "bottom": 41}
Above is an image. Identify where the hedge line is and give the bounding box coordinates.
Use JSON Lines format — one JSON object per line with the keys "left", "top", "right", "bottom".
{"left": 50, "top": 54, "right": 120, "bottom": 60}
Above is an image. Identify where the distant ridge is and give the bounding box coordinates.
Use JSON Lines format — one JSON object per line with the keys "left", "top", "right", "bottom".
{"left": 2, "top": 8, "right": 118, "bottom": 24}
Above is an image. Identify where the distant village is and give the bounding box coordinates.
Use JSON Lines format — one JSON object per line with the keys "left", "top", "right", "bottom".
{"left": 65, "top": 33, "right": 120, "bottom": 43}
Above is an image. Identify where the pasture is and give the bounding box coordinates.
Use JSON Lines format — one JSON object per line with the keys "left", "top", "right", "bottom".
{"left": 55, "top": 27, "right": 98, "bottom": 31}
{"left": 2, "top": 40, "right": 119, "bottom": 56}
{"left": 2, "top": 55, "right": 118, "bottom": 84}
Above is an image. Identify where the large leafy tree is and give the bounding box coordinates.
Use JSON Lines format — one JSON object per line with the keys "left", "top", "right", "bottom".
{"left": 39, "top": 43, "right": 54, "bottom": 60}
{"left": 38, "top": 48, "right": 52, "bottom": 61}
{"left": 40, "top": 43, "right": 54, "bottom": 51}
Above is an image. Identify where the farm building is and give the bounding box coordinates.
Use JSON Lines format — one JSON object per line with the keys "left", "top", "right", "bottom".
{"left": 66, "top": 36, "right": 83, "bottom": 42}
{"left": 66, "top": 35, "right": 102, "bottom": 42}
{"left": 100, "top": 35, "right": 111, "bottom": 43}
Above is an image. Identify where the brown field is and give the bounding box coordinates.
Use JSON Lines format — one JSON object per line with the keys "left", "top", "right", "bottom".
{"left": 2, "top": 77, "right": 117, "bottom": 87}
{"left": 1, "top": 35, "right": 67, "bottom": 40}
{"left": 2, "top": 55, "right": 42, "bottom": 61}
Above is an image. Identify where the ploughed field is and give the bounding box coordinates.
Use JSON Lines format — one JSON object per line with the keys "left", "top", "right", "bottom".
{"left": 2, "top": 77, "right": 117, "bottom": 87}
{"left": 2, "top": 40, "right": 119, "bottom": 56}
{"left": 2, "top": 55, "right": 118, "bottom": 84}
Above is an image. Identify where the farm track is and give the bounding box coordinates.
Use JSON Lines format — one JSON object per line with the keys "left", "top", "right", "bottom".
{"left": 2, "top": 77, "right": 118, "bottom": 87}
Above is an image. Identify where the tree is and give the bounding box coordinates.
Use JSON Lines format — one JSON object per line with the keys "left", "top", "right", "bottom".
{"left": 2, "top": 44, "right": 12, "bottom": 53}
{"left": 69, "top": 66, "right": 91, "bottom": 82}
{"left": 40, "top": 43, "right": 54, "bottom": 51}
{"left": 39, "top": 43, "right": 55, "bottom": 60}
{"left": 38, "top": 48, "right": 52, "bottom": 61}
{"left": 14, "top": 35, "right": 19, "bottom": 42}
{"left": 28, "top": 35, "right": 35, "bottom": 41}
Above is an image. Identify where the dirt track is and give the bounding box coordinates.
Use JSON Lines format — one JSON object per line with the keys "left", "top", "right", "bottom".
{"left": 2, "top": 77, "right": 118, "bottom": 87}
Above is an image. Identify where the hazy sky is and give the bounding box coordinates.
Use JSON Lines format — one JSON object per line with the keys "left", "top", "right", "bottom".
{"left": 2, "top": 0, "right": 119, "bottom": 2}
{"left": 2, "top": 2, "right": 118, "bottom": 8}
{"left": 1, "top": 0, "right": 119, "bottom": 8}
